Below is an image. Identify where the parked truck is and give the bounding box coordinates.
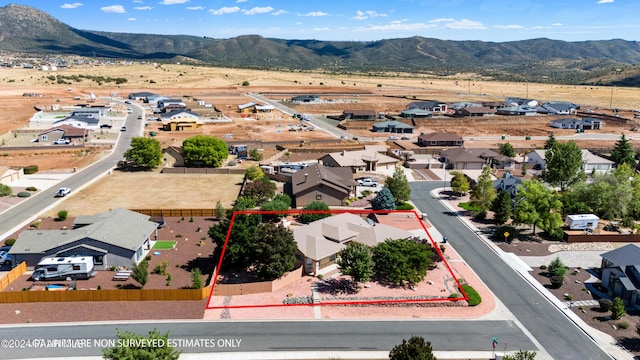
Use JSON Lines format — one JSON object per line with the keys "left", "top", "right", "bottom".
{"left": 31, "top": 256, "right": 96, "bottom": 281}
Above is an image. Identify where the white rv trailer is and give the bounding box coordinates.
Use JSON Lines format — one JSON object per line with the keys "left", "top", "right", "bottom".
{"left": 32, "top": 256, "right": 96, "bottom": 281}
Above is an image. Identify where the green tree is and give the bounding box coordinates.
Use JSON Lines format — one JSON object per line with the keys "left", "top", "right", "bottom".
{"left": 450, "top": 171, "right": 470, "bottom": 196}
{"left": 548, "top": 257, "right": 567, "bottom": 277}
{"left": 572, "top": 164, "right": 634, "bottom": 220}
{"left": 611, "top": 133, "right": 636, "bottom": 168}
{"left": 191, "top": 268, "right": 203, "bottom": 289}
{"left": 491, "top": 190, "right": 512, "bottom": 225}
{"left": 372, "top": 187, "right": 397, "bottom": 210}
{"left": 253, "top": 223, "right": 297, "bottom": 280}
{"left": 260, "top": 199, "right": 290, "bottom": 222}
{"left": 542, "top": 141, "right": 583, "bottom": 191}
{"left": 249, "top": 148, "right": 263, "bottom": 161}
{"left": 57, "top": 210, "right": 68, "bottom": 221}
{"left": 182, "top": 135, "right": 228, "bottom": 168}
{"left": 373, "top": 238, "right": 432, "bottom": 285}
{"left": 503, "top": 350, "right": 537, "bottom": 360}
{"left": 521, "top": 161, "right": 528, "bottom": 177}
{"left": 513, "top": 179, "right": 563, "bottom": 238}
{"left": 273, "top": 193, "right": 292, "bottom": 207}
{"left": 131, "top": 259, "right": 149, "bottom": 288}
{"left": 102, "top": 328, "right": 180, "bottom": 360}
{"left": 544, "top": 132, "right": 557, "bottom": 150}
{"left": 298, "top": 201, "right": 331, "bottom": 223}
{"left": 122, "top": 137, "right": 163, "bottom": 169}
{"left": 385, "top": 167, "right": 410, "bottom": 203}
{"left": 389, "top": 335, "right": 437, "bottom": 360}
{"left": 470, "top": 166, "right": 496, "bottom": 211}
{"left": 498, "top": 142, "right": 516, "bottom": 157}
{"left": 215, "top": 200, "right": 226, "bottom": 219}
{"left": 612, "top": 296, "right": 626, "bottom": 320}
{"left": 209, "top": 214, "right": 263, "bottom": 270}
{"left": 337, "top": 242, "right": 374, "bottom": 287}
{"left": 0, "top": 184, "right": 11, "bottom": 197}
{"left": 242, "top": 177, "right": 276, "bottom": 205}
{"left": 245, "top": 165, "right": 264, "bottom": 181}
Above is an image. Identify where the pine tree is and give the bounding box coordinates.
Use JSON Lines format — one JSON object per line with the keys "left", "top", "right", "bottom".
{"left": 491, "top": 190, "right": 512, "bottom": 225}
{"left": 544, "top": 132, "right": 557, "bottom": 150}
{"left": 611, "top": 133, "right": 635, "bottom": 168}
{"left": 470, "top": 166, "right": 496, "bottom": 211}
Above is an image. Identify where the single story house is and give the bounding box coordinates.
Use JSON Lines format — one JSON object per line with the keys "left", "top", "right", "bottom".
{"left": 496, "top": 105, "right": 538, "bottom": 116}
{"left": 292, "top": 213, "right": 412, "bottom": 275}
{"left": 128, "top": 92, "right": 157, "bottom": 102}
{"left": 161, "top": 103, "right": 188, "bottom": 112}
{"left": 160, "top": 110, "right": 203, "bottom": 131}
{"left": 441, "top": 148, "right": 515, "bottom": 170}
{"left": 406, "top": 101, "right": 447, "bottom": 113}
{"left": 493, "top": 172, "right": 524, "bottom": 197}
{"left": 600, "top": 244, "right": 640, "bottom": 308}
{"left": 550, "top": 118, "right": 604, "bottom": 130}
{"left": 371, "top": 120, "right": 414, "bottom": 133}
{"left": 162, "top": 146, "right": 185, "bottom": 167}
{"left": 342, "top": 110, "right": 376, "bottom": 121}
{"left": 400, "top": 108, "right": 433, "bottom": 119}
{"left": 291, "top": 95, "right": 319, "bottom": 103}
{"left": 541, "top": 101, "right": 578, "bottom": 115}
{"left": 449, "top": 102, "right": 483, "bottom": 110}
{"left": 52, "top": 114, "right": 100, "bottom": 130}
{"left": 525, "top": 149, "right": 613, "bottom": 173}
{"left": 452, "top": 107, "right": 495, "bottom": 117}
{"left": 0, "top": 166, "right": 22, "bottom": 185}
{"left": 36, "top": 124, "right": 89, "bottom": 143}
{"left": 238, "top": 102, "right": 257, "bottom": 113}
{"left": 417, "top": 132, "right": 464, "bottom": 147}
{"left": 290, "top": 163, "right": 356, "bottom": 208}
{"left": 318, "top": 148, "right": 400, "bottom": 173}
{"left": 71, "top": 107, "right": 107, "bottom": 119}
{"left": 9, "top": 208, "right": 159, "bottom": 270}
{"left": 157, "top": 99, "right": 186, "bottom": 109}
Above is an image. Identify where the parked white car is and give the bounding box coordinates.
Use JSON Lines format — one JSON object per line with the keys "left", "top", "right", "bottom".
{"left": 55, "top": 187, "right": 71, "bottom": 197}
{"left": 0, "top": 250, "right": 13, "bottom": 266}
{"left": 52, "top": 139, "right": 70, "bottom": 145}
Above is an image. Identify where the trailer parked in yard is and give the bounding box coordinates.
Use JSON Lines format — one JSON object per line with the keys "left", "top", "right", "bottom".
{"left": 31, "top": 256, "right": 96, "bottom": 281}
{"left": 565, "top": 214, "right": 600, "bottom": 231}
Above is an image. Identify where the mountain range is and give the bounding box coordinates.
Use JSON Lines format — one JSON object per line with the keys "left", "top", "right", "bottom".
{"left": 1, "top": 4, "right": 640, "bottom": 86}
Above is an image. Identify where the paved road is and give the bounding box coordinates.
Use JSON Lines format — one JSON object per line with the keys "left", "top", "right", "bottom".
{"left": 0, "top": 102, "right": 142, "bottom": 237}
{"left": 410, "top": 181, "right": 613, "bottom": 360}
{"left": 0, "top": 320, "right": 534, "bottom": 359}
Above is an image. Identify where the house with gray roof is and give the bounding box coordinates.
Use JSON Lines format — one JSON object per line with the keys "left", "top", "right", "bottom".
{"left": 291, "top": 95, "right": 319, "bottom": 103}
{"left": 9, "top": 208, "right": 159, "bottom": 270}
{"left": 550, "top": 117, "right": 603, "bottom": 130}
{"left": 493, "top": 171, "right": 524, "bottom": 197}
{"left": 406, "top": 101, "right": 447, "bottom": 113}
{"left": 400, "top": 108, "right": 433, "bottom": 119}
{"left": 342, "top": 109, "right": 376, "bottom": 120}
{"left": 371, "top": 120, "right": 414, "bottom": 133}
{"left": 128, "top": 92, "right": 157, "bottom": 102}
{"left": 525, "top": 149, "right": 612, "bottom": 173}
{"left": 292, "top": 213, "right": 413, "bottom": 275}
{"left": 452, "top": 107, "right": 495, "bottom": 117}
{"left": 496, "top": 105, "right": 538, "bottom": 116}
{"left": 600, "top": 244, "right": 640, "bottom": 308}
{"left": 541, "top": 101, "right": 578, "bottom": 115}
{"left": 417, "top": 132, "right": 463, "bottom": 147}
{"left": 291, "top": 164, "right": 356, "bottom": 207}
{"left": 52, "top": 114, "right": 100, "bottom": 130}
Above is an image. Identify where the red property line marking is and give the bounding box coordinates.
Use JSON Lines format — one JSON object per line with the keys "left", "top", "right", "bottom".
{"left": 206, "top": 209, "right": 467, "bottom": 309}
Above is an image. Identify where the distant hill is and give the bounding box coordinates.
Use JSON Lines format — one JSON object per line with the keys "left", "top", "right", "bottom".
{"left": 2, "top": 4, "right": 640, "bottom": 86}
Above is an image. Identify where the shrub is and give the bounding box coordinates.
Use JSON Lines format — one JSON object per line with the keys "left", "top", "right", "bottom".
{"left": 25, "top": 186, "right": 38, "bottom": 191}
{"left": 152, "top": 261, "right": 169, "bottom": 276}
{"left": 241, "top": 81, "right": 250, "bottom": 86}
{"left": 565, "top": 294, "right": 573, "bottom": 300}
{"left": 316, "top": 274, "right": 324, "bottom": 280}
{"left": 612, "top": 297, "right": 626, "bottom": 320}
{"left": 31, "top": 220, "right": 41, "bottom": 229}
{"left": 539, "top": 265, "right": 547, "bottom": 270}
{"left": 145, "top": 255, "right": 152, "bottom": 261}
{"left": 4, "top": 238, "right": 16, "bottom": 246}
{"left": 599, "top": 298, "right": 613, "bottom": 312}
{"left": 461, "top": 284, "right": 482, "bottom": 306}
{"left": 0, "top": 184, "right": 12, "bottom": 197}
{"left": 473, "top": 210, "right": 487, "bottom": 220}
{"left": 493, "top": 226, "right": 519, "bottom": 243}
{"left": 17, "top": 191, "right": 31, "bottom": 198}
{"left": 57, "top": 210, "right": 68, "bottom": 221}
{"left": 175, "top": 234, "right": 183, "bottom": 238}
{"left": 618, "top": 321, "right": 629, "bottom": 329}
{"left": 548, "top": 257, "right": 568, "bottom": 277}
{"left": 23, "top": 165, "right": 38, "bottom": 174}
{"left": 549, "top": 275, "right": 564, "bottom": 289}
{"left": 191, "top": 268, "right": 203, "bottom": 289}
{"left": 396, "top": 202, "right": 414, "bottom": 210}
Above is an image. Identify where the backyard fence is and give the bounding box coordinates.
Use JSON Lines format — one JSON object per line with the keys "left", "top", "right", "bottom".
{"left": 212, "top": 266, "right": 304, "bottom": 296}
{"left": 0, "top": 262, "right": 27, "bottom": 291}
{"left": 133, "top": 209, "right": 219, "bottom": 217}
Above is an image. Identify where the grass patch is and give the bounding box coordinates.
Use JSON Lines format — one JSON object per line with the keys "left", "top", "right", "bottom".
{"left": 458, "top": 202, "right": 483, "bottom": 212}
{"left": 461, "top": 284, "right": 482, "bottom": 306}
{"left": 152, "top": 241, "right": 177, "bottom": 250}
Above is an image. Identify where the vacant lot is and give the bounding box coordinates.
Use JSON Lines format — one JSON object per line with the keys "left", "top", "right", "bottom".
{"left": 45, "top": 171, "right": 244, "bottom": 217}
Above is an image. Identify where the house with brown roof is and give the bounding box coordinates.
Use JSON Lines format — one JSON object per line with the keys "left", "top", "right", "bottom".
{"left": 342, "top": 109, "right": 376, "bottom": 120}
{"left": 318, "top": 148, "right": 400, "bottom": 173}
{"left": 452, "top": 107, "right": 495, "bottom": 117}
{"left": 441, "top": 148, "right": 515, "bottom": 170}
{"left": 292, "top": 213, "right": 413, "bottom": 275}
{"left": 37, "top": 124, "right": 89, "bottom": 143}
{"left": 291, "top": 164, "right": 356, "bottom": 208}
{"left": 162, "top": 146, "right": 185, "bottom": 168}
{"left": 417, "top": 132, "right": 464, "bottom": 147}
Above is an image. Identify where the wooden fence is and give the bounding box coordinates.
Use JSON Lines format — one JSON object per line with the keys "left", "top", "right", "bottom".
{"left": 213, "top": 266, "right": 304, "bottom": 296}
{"left": 161, "top": 167, "right": 245, "bottom": 174}
{"left": 0, "top": 262, "right": 27, "bottom": 291}
{"left": 564, "top": 233, "right": 640, "bottom": 243}
{"left": 132, "top": 209, "right": 219, "bottom": 217}
{"left": 0, "top": 285, "right": 211, "bottom": 303}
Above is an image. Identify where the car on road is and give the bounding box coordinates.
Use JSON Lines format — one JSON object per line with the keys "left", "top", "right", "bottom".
{"left": 100, "top": 124, "right": 112, "bottom": 129}
{"left": 388, "top": 136, "right": 399, "bottom": 141}
{"left": 0, "top": 251, "right": 13, "bottom": 266}
{"left": 52, "top": 139, "right": 70, "bottom": 145}
{"left": 401, "top": 136, "right": 411, "bottom": 140}
{"left": 55, "top": 187, "right": 71, "bottom": 197}
{"left": 120, "top": 126, "right": 127, "bottom": 131}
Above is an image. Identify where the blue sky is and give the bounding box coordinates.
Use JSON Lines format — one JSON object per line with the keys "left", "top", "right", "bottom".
{"left": 4, "top": 0, "right": 640, "bottom": 42}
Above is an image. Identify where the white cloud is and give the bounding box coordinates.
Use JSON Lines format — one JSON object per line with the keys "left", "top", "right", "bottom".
{"left": 302, "top": 11, "right": 328, "bottom": 17}
{"left": 353, "top": 10, "right": 367, "bottom": 20}
{"left": 429, "top": 18, "right": 455, "bottom": 24}
{"left": 494, "top": 24, "right": 523, "bottom": 29}
{"left": 237, "top": 0, "right": 247, "bottom": 2}
{"left": 552, "top": 23, "right": 563, "bottom": 26}
{"left": 210, "top": 6, "right": 240, "bottom": 15}
{"left": 272, "top": 10, "right": 287, "bottom": 16}
{"left": 127, "top": 17, "right": 136, "bottom": 21}
{"left": 101, "top": 5, "right": 125, "bottom": 14}
{"left": 135, "top": 6, "right": 152, "bottom": 10}
{"left": 597, "top": 0, "right": 614, "bottom": 3}
{"left": 61, "top": 3, "right": 83, "bottom": 9}
{"left": 159, "top": 0, "right": 190, "bottom": 4}
{"left": 444, "top": 19, "right": 486, "bottom": 30}
{"left": 243, "top": 6, "right": 273, "bottom": 15}
{"left": 312, "top": 27, "right": 330, "bottom": 32}
{"left": 357, "top": 22, "right": 436, "bottom": 32}
{"left": 186, "top": 6, "right": 204, "bottom": 10}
